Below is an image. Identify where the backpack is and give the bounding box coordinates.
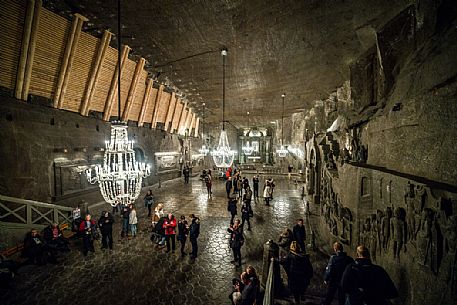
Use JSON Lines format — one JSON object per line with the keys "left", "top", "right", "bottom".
{"left": 205, "top": 175, "right": 210, "bottom": 184}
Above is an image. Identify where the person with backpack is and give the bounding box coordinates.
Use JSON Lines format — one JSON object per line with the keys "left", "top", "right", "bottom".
{"left": 144, "top": 190, "right": 154, "bottom": 217}
{"left": 341, "top": 245, "right": 398, "bottom": 305}
{"left": 322, "top": 242, "right": 354, "bottom": 305}
{"left": 281, "top": 241, "right": 313, "bottom": 305}
{"left": 228, "top": 198, "right": 238, "bottom": 225}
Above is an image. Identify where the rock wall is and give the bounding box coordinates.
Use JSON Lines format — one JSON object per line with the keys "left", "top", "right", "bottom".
{"left": 292, "top": 3, "right": 457, "bottom": 305}
{"left": 0, "top": 93, "right": 198, "bottom": 207}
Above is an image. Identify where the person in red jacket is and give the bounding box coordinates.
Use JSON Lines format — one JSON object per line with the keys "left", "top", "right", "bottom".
{"left": 163, "top": 213, "right": 177, "bottom": 253}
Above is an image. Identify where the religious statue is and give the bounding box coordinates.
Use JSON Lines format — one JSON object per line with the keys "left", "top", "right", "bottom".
{"left": 390, "top": 207, "right": 407, "bottom": 260}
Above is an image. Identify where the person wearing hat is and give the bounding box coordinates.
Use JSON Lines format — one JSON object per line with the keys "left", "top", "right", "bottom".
{"left": 281, "top": 241, "right": 313, "bottom": 305}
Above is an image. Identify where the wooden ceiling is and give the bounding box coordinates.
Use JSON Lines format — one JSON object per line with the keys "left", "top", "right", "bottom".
{"left": 44, "top": 0, "right": 412, "bottom": 127}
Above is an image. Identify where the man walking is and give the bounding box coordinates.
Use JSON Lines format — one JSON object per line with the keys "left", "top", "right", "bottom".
{"left": 322, "top": 242, "right": 354, "bottom": 305}
{"left": 226, "top": 177, "right": 233, "bottom": 198}
{"left": 341, "top": 245, "right": 398, "bottom": 305}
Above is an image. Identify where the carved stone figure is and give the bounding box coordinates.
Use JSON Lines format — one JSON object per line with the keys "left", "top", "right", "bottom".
{"left": 370, "top": 214, "right": 378, "bottom": 260}
{"left": 417, "top": 208, "right": 434, "bottom": 269}
{"left": 438, "top": 213, "right": 457, "bottom": 300}
{"left": 390, "top": 207, "right": 407, "bottom": 260}
{"left": 381, "top": 207, "right": 393, "bottom": 251}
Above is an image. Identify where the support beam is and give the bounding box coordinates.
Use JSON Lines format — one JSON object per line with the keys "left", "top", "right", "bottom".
{"left": 151, "top": 84, "right": 164, "bottom": 128}
{"left": 184, "top": 108, "right": 193, "bottom": 133}
{"left": 20, "top": 0, "right": 42, "bottom": 100}
{"left": 194, "top": 117, "right": 200, "bottom": 137}
{"left": 189, "top": 112, "right": 196, "bottom": 136}
{"left": 121, "top": 57, "right": 145, "bottom": 121}
{"left": 164, "top": 92, "right": 176, "bottom": 132}
{"left": 138, "top": 78, "right": 153, "bottom": 127}
{"left": 177, "top": 101, "right": 188, "bottom": 134}
{"left": 15, "top": 0, "right": 35, "bottom": 99}
{"left": 103, "top": 45, "right": 131, "bottom": 121}
{"left": 170, "top": 98, "right": 182, "bottom": 133}
{"left": 80, "top": 30, "right": 112, "bottom": 116}
{"left": 54, "top": 13, "right": 88, "bottom": 109}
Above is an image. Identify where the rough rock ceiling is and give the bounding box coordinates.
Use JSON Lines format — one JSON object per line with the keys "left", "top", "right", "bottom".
{"left": 44, "top": 0, "right": 412, "bottom": 127}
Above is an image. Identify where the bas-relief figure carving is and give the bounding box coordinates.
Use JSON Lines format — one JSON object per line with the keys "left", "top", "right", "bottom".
{"left": 390, "top": 207, "right": 407, "bottom": 260}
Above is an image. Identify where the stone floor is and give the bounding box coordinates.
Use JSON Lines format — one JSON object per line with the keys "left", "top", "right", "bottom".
{"left": 1, "top": 174, "right": 332, "bottom": 305}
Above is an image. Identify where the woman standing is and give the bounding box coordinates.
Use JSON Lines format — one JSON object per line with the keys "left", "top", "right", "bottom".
{"left": 129, "top": 205, "right": 138, "bottom": 238}
{"left": 263, "top": 181, "right": 272, "bottom": 206}
{"left": 205, "top": 170, "right": 213, "bottom": 199}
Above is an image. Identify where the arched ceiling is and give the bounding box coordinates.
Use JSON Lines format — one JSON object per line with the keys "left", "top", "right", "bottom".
{"left": 44, "top": 0, "right": 412, "bottom": 127}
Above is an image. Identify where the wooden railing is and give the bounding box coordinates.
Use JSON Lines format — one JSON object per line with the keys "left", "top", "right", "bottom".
{"left": 0, "top": 194, "right": 73, "bottom": 228}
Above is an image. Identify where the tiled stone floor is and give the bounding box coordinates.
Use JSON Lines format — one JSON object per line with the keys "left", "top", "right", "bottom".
{"left": 1, "top": 174, "right": 331, "bottom": 305}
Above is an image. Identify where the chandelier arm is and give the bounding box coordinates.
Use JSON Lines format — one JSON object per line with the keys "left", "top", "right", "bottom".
{"left": 117, "top": 0, "right": 122, "bottom": 121}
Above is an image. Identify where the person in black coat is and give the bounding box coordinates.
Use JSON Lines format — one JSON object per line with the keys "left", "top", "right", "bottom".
{"left": 228, "top": 219, "right": 244, "bottom": 267}
{"left": 241, "top": 201, "right": 251, "bottom": 231}
{"left": 281, "top": 241, "right": 313, "bottom": 305}
{"left": 226, "top": 177, "right": 233, "bottom": 198}
{"left": 228, "top": 198, "right": 238, "bottom": 225}
{"left": 189, "top": 215, "right": 200, "bottom": 259}
{"left": 322, "top": 242, "right": 354, "bottom": 305}
{"left": 341, "top": 245, "right": 398, "bottom": 305}
{"left": 23, "top": 229, "right": 56, "bottom": 265}
{"left": 98, "top": 211, "right": 114, "bottom": 250}
{"left": 252, "top": 176, "right": 259, "bottom": 199}
{"left": 177, "top": 215, "right": 189, "bottom": 257}
{"left": 292, "top": 218, "right": 306, "bottom": 253}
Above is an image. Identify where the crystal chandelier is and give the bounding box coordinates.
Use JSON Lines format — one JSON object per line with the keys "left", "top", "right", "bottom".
{"left": 242, "top": 111, "right": 254, "bottom": 156}
{"left": 212, "top": 48, "right": 235, "bottom": 168}
{"left": 276, "top": 93, "right": 288, "bottom": 157}
{"left": 86, "top": 0, "right": 150, "bottom": 207}
{"left": 198, "top": 102, "right": 210, "bottom": 156}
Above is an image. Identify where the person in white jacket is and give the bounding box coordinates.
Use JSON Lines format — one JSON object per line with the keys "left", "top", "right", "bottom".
{"left": 263, "top": 181, "right": 272, "bottom": 206}
{"left": 129, "top": 204, "right": 138, "bottom": 237}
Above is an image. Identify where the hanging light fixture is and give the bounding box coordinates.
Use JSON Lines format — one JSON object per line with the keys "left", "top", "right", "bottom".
{"left": 86, "top": 0, "right": 150, "bottom": 207}
{"left": 242, "top": 111, "right": 254, "bottom": 156}
{"left": 212, "top": 48, "right": 235, "bottom": 168}
{"left": 199, "top": 102, "right": 210, "bottom": 155}
{"left": 276, "top": 93, "right": 288, "bottom": 158}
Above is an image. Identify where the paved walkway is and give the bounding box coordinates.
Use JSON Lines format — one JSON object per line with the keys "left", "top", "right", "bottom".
{"left": 2, "top": 174, "right": 331, "bottom": 305}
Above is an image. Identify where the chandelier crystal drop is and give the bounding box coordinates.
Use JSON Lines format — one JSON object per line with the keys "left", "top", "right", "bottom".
{"left": 212, "top": 48, "right": 235, "bottom": 168}
{"left": 212, "top": 130, "right": 235, "bottom": 168}
{"left": 276, "top": 93, "right": 288, "bottom": 158}
{"left": 85, "top": 0, "right": 150, "bottom": 207}
{"left": 242, "top": 141, "right": 254, "bottom": 156}
{"left": 199, "top": 144, "right": 210, "bottom": 156}
{"left": 86, "top": 122, "right": 151, "bottom": 207}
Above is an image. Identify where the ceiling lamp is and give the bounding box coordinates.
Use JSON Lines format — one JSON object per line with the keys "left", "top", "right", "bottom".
{"left": 212, "top": 49, "right": 235, "bottom": 168}
{"left": 276, "top": 93, "right": 288, "bottom": 158}
{"left": 86, "top": 0, "right": 150, "bottom": 207}
{"left": 198, "top": 102, "right": 210, "bottom": 156}
{"left": 242, "top": 111, "right": 254, "bottom": 156}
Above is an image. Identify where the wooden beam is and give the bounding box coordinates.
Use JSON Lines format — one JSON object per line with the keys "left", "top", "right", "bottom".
{"left": 58, "top": 14, "right": 88, "bottom": 109}
{"left": 170, "top": 97, "right": 182, "bottom": 133}
{"left": 15, "top": 0, "right": 35, "bottom": 99}
{"left": 138, "top": 78, "right": 153, "bottom": 127}
{"left": 184, "top": 108, "right": 193, "bottom": 133}
{"left": 164, "top": 92, "right": 176, "bottom": 132}
{"left": 80, "top": 30, "right": 112, "bottom": 116}
{"left": 177, "top": 101, "right": 188, "bottom": 134}
{"left": 21, "top": 0, "right": 42, "bottom": 100}
{"left": 54, "top": 13, "right": 88, "bottom": 108}
{"left": 151, "top": 84, "right": 164, "bottom": 128}
{"left": 103, "top": 45, "right": 131, "bottom": 121}
{"left": 194, "top": 117, "right": 200, "bottom": 137}
{"left": 121, "top": 57, "right": 145, "bottom": 121}
{"left": 189, "top": 112, "right": 196, "bottom": 136}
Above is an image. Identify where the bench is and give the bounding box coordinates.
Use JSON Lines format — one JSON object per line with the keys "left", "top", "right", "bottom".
{"left": 0, "top": 222, "right": 74, "bottom": 259}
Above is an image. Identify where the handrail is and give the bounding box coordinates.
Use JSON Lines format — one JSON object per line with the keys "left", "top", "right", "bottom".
{"left": 263, "top": 258, "right": 275, "bottom": 305}
{"left": 0, "top": 194, "right": 73, "bottom": 228}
